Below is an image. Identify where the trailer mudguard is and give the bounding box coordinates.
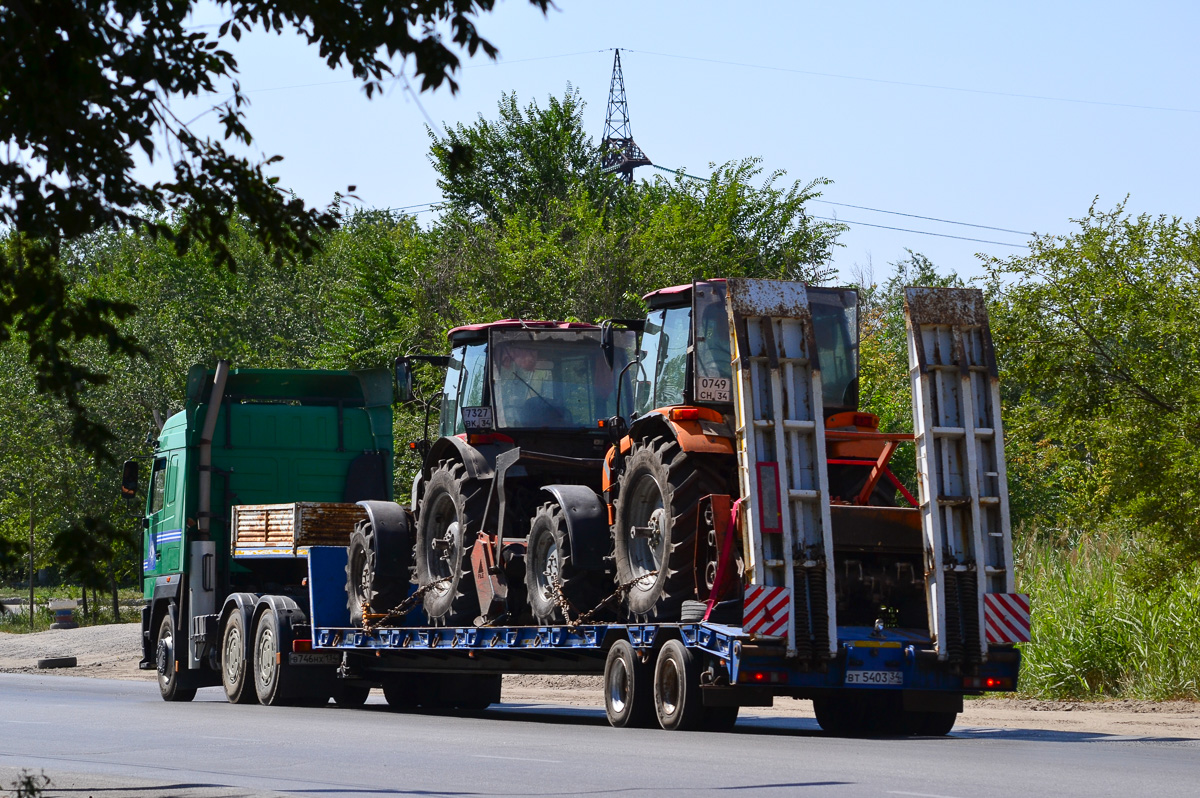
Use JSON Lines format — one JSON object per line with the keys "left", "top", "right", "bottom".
{"left": 255, "top": 594, "right": 308, "bottom": 634}
{"left": 540, "top": 485, "right": 610, "bottom": 571}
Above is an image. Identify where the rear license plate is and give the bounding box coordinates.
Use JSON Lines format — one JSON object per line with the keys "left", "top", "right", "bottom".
{"left": 288, "top": 652, "right": 339, "bottom": 666}
{"left": 845, "top": 669, "right": 903, "bottom": 686}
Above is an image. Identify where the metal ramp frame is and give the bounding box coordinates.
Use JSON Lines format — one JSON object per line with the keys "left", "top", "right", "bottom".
{"left": 726, "top": 279, "right": 837, "bottom": 660}
{"left": 905, "top": 288, "right": 1015, "bottom": 662}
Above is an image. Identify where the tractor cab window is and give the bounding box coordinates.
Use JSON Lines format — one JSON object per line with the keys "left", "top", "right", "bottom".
{"left": 634, "top": 306, "right": 692, "bottom": 416}
{"left": 491, "top": 330, "right": 627, "bottom": 430}
{"left": 692, "top": 282, "right": 733, "bottom": 405}
{"left": 810, "top": 290, "right": 859, "bottom": 412}
{"left": 439, "top": 342, "right": 487, "bottom": 436}
{"left": 148, "top": 458, "right": 168, "bottom": 515}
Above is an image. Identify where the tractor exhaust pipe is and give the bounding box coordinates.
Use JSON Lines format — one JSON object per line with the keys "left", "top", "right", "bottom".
{"left": 197, "top": 359, "right": 230, "bottom": 541}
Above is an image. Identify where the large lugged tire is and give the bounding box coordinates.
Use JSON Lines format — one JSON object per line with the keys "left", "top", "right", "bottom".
{"left": 347, "top": 513, "right": 413, "bottom": 627}
{"left": 613, "top": 436, "right": 729, "bottom": 621}
{"left": 156, "top": 612, "right": 196, "bottom": 702}
{"left": 525, "top": 502, "right": 609, "bottom": 624}
{"left": 221, "top": 611, "right": 256, "bottom": 704}
{"left": 414, "top": 460, "right": 486, "bottom": 625}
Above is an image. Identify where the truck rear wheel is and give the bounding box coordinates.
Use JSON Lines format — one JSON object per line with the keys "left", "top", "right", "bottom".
{"left": 156, "top": 612, "right": 196, "bottom": 702}
{"left": 653, "top": 639, "right": 704, "bottom": 731}
{"left": 415, "top": 461, "right": 486, "bottom": 625}
{"left": 613, "top": 436, "right": 727, "bottom": 620}
{"left": 220, "top": 612, "right": 256, "bottom": 704}
{"left": 603, "top": 639, "right": 655, "bottom": 728}
{"left": 525, "top": 502, "right": 608, "bottom": 624}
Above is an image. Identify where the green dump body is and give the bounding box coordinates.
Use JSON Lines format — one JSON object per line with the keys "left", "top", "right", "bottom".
{"left": 141, "top": 366, "right": 393, "bottom": 599}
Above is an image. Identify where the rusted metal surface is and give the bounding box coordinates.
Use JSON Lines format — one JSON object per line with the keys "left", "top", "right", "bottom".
{"left": 903, "top": 287, "right": 987, "bottom": 328}
{"left": 726, "top": 278, "right": 812, "bottom": 321}
{"left": 231, "top": 502, "right": 367, "bottom": 552}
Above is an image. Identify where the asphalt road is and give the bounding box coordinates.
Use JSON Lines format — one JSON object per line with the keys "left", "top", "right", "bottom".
{"left": 2, "top": 675, "right": 1197, "bottom": 798}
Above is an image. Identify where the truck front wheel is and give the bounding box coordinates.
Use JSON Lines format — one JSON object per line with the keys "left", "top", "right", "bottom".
{"left": 156, "top": 612, "right": 196, "bottom": 702}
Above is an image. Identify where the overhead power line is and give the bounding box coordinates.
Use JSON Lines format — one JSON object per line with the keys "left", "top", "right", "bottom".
{"left": 650, "top": 165, "right": 1029, "bottom": 247}
{"left": 629, "top": 49, "right": 1200, "bottom": 115}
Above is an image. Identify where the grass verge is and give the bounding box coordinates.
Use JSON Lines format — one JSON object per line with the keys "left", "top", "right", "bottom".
{"left": 1016, "top": 531, "right": 1200, "bottom": 700}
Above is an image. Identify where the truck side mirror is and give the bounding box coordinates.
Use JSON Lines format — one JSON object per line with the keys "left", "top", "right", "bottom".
{"left": 394, "top": 357, "right": 413, "bottom": 403}
{"left": 121, "top": 460, "right": 139, "bottom": 500}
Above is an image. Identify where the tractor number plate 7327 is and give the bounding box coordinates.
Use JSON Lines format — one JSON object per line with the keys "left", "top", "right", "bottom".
{"left": 461, "top": 406, "right": 494, "bottom": 431}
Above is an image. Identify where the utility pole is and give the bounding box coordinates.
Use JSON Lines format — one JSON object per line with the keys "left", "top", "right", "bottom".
{"left": 600, "top": 49, "right": 651, "bottom": 184}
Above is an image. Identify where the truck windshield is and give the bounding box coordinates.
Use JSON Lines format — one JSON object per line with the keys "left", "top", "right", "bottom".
{"left": 491, "top": 330, "right": 632, "bottom": 430}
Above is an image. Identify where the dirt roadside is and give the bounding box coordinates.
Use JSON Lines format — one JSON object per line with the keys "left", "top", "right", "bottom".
{"left": 4, "top": 622, "right": 1198, "bottom": 739}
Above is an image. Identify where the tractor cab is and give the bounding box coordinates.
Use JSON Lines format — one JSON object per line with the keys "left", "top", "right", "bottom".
{"left": 635, "top": 279, "right": 860, "bottom": 418}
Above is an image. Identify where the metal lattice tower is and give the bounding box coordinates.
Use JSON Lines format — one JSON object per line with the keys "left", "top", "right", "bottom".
{"left": 600, "top": 49, "right": 651, "bottom": 184}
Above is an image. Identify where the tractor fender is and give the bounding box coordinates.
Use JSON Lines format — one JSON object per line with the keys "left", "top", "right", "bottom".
{"left": 539, "top": 484, "right": 610, "bottom": 572}
{"left": 625, "top": 411, "right": 735, "bottom": 457}
{"left": 424, "top": 435, "right": 501, "bottom": 482}
{"left": 355, "top": 499, "right": 415, "bottom": 581}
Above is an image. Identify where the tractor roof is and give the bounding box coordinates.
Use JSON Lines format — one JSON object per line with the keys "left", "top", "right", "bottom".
{"left": 642, "top": 278, "right": 726, "bottom": 309}
{"left": 447, "top": 319, "right": 598, "bottom": 343}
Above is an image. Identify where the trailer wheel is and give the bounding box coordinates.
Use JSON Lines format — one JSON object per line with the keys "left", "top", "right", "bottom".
{"left": 613, "top": 437, "right": 728, "bottom": 620}
{"left": 331, "top": 682, "right": 371, "bottom": 708}
{"left": 382, "top": 675, "right": 423, "bottom": 710}
{"left": 220, "top": 611, "right": 256, "bottom": 704}
{"left": 653, "top": 639, "right": 704, "bottom": 731}
{"left": 414, "top": 461, "right": 485, "bottom": 625}
{"left": 604, "top": 639, "right": 655, "bottom": 728}
{"left": 526, "top": 502, "right": 608, "bottom": 624}
{"left": 156, "top": 613, "right": 196, "bottom": 702}
{"left": 253, "top": 608, "right": 331, "bottom": 707}
{"left": 812, "top": 694, "right": 864, "bottom": 736}
{"left": 347, "top": 515, "right": 411, "bottom": 627}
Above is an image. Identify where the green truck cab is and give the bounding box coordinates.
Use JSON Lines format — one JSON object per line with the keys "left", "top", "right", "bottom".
{"left": 131, "top": 364, "right": 393, "bottom": 702}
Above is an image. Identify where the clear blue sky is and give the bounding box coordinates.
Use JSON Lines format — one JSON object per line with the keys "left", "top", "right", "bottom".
{"left": 167, "top": 1, "right": 1200, "bottom": 284}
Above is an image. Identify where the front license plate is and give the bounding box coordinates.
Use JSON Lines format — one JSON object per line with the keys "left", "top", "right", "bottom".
{"left": 845, "top": 669, "right": 903, "bottom": 686}
{"left": 288, "top": 652, "right": 339, "bottom": 666}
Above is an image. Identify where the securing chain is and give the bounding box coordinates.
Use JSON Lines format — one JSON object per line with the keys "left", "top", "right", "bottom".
{"left": 362, "top": 577, "right": 451, "bottom": 632}
{"left": 552, "top": 570, "right": 659, "bottom": 632}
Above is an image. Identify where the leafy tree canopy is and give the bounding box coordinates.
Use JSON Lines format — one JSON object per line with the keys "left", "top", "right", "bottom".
{"left": 0, "top": 0, "right": 549, "bottom": 453}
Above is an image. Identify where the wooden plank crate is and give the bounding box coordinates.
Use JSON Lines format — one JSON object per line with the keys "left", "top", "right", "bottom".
{"left": 230, "top": 502, "right": 367, "bottom": 555}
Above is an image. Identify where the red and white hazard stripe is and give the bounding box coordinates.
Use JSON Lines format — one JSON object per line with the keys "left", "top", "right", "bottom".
{"left": 743, "top": 586, "right": 790, "bottom": 637}
{"left": 983, "top": 593, "right": 1031, "bottom": 644}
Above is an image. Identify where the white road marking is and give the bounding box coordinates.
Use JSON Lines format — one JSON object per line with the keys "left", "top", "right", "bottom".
{"left": 473, "top": 754, "right": 562, "bottom": 763}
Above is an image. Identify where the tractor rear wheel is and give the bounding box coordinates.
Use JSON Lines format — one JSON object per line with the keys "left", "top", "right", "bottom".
{"left": 613, "top": 436, "right": 728, "bottom": 621}
{"left": 525, "top": 502, "right": 608, "bottom": 624}
{"left": 414, "top": 461, "right": 486, "bottom": 626}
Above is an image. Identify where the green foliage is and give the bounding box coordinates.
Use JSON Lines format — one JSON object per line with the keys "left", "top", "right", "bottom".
{"left": 0, "top": 0, "right": 550, "bottom": 454}
{"left": 985, "top": 201, "right": 1200, "bottom": 577}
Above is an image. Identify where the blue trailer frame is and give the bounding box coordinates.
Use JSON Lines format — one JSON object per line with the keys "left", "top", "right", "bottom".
{"left": 307, "top": 546, "right": 1020, "bottom": 700}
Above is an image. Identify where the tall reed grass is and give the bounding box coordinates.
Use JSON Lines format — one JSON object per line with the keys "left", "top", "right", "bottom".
{"left": 1016, "top": 531, "right": 1200, "bottom": 700}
